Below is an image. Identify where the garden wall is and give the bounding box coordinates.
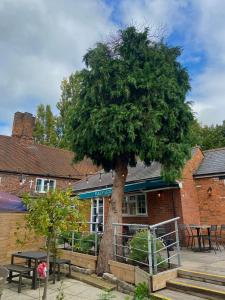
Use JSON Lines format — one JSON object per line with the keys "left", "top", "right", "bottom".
{"left": 0, "top": 212, "right": 44, "bottom": 264}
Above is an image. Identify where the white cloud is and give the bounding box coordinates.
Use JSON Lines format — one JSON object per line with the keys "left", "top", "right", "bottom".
{"left": 1, "top": 0, "right": 225, "bottom": 134}
{"left": 119, "top": 0, "right": 225, "bottom": 125}
{"left": 119, "top": 0, "right": 189, "bottom": 37}
{"left": 0, "top": 0, "right": 116, "bottom": 133}
{"left": 188, "top": 0, "right": 225, "bottom": 125}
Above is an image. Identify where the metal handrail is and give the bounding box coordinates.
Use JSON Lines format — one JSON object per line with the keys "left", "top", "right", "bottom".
{"left": 112, "top": 217, "right": 181, "bottom": 276}
{"left": 149, "top": 217, "right": 180, "bottom": 229}
{"left": 113, "top": 222, "right": 149, "bottom": 227}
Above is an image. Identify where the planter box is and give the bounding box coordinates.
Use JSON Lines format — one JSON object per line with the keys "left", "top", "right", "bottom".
{"left": 60, "top": 250, "right": 97, "bottom": 272}
{"left": 151, "top": 268, "right": 179, "bottom": 292}
{"left": 109, "top": 260, "right": 135, "bottom": 284}
{"left": 108, "top": 260, "right": 179, "bottom": 292}
{"left": 135, "top": 266, "right": 150, "bottom": 286}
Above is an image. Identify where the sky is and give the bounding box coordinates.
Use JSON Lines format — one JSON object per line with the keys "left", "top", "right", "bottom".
{"left": 1, "top": 0, "right": 225, "bottom": 135}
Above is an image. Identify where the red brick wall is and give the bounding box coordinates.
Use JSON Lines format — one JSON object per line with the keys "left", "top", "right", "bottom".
{"left": 0, "top": 172, "right": 78, "bottom": 196}
{"left": 195, "top": 177, "right": 225, "bottom": 225}
{"left": 102, "top": 190, "right": 181, "bottom": 226}
{"left": 179, "top": 148, "right": 204, "bottom": 225}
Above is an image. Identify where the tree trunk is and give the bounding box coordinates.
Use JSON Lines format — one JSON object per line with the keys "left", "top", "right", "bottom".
{"left": 96, "top": 159, "right": 128, "bottom": 275}
{"left": 42, "top": 237, "right": 50, "bottom": 300}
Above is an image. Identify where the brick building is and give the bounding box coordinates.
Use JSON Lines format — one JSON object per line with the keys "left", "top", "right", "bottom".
{"left": 73, "top": 147, "right": 225, "bottom": 229}
{"left": 0, "top": 112, "right": 98, "bottom": 197}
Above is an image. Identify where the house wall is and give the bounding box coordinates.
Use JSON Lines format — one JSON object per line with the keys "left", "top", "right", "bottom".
{"left": 0, "top": 212, "right": 44, "bottom": 264}
{"left": 0, "top": 172, "right": 79, "bottom": 196}
{"left": 99, "top": 149, "right": 204, "bottom": 227}
{"left": 195, "top": 177, "right": 225, "bottom": 225}
{"left": 88, "top": 189, "right": 182, "bottom": 227}
{"left": 179, "top": 148, "right": 204, "bottom": 225}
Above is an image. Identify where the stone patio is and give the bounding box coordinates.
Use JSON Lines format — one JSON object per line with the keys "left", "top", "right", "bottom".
{"left": 175, "top": 248, "right": 225, "bottom": 274}
{"left": 1, "top": 277, "right": 127, "bottom": 300}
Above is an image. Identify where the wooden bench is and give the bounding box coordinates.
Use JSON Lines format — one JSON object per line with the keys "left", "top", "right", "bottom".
{"left": 4, "top": 264, "right": 34, "bottom": 293}
{"left": 48, "top": 258, "right": 71, "bottom": 281}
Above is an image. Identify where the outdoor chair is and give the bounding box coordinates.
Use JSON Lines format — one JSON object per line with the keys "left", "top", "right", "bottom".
{"left": 202, "top": 225, "right": 221, "bottom": 252}
{"left": 217, "top": 224, "right": 225, "bottom": 249}
{"left": 179, "top": 224, "right": 192, "bottom": 248}
{"left": 189, "top": 224, "right": 199, "bottom": 249}
{"left": 0, "top": 266, "right": 8, "bottom": 299}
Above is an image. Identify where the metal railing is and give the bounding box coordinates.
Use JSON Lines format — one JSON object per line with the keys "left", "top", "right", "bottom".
{"left": 113, "top": 217, "right": 181, "bottom": 275}
{"left": 58, "top": 222, "right": 103, "bottom": 256}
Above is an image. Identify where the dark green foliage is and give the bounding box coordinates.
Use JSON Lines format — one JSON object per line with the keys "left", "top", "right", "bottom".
{"left": 58, "top": 231, "right": 81, "bottom": 246}
{"left": 134, "top": 282, "right": 150, "bottom": 300}
{"left": 128, "top": 230, "right": 165, "bottom": 268}
{"left": 75, "top": 233, "right": 100, "bottom": 254}
{"left": 189, "top": 119, "right": 225, "bottom": 150}
{"left": 67, "top": 26, "right": 193, "bottom": 181}
{"left": 57, "top": 71, "right": 83, "bottom": 149}
{"left": 33, "top": 104, "right": 58, "bottom": 147}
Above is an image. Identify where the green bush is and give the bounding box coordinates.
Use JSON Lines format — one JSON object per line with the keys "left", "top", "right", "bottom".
{"left": 128, "top": 230, "right": 166, "bottom": 268}
{"left": 134, "top": 282, "right": 149, "bottom": 299}
{"left": 75, "top": 233, "right": 100, "bottom": 254}
{"left": 58, "top": 231, "right": 81, "bottom": 246}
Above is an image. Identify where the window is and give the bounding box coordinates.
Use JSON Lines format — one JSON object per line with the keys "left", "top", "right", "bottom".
{"left": 122, "top": 194, "right": 147, "bottom": 216}
{"left": 35, "top": 178, "right": 56, "bottom": 193}
{"left": 90, "top": 198, "right": 104, "bottom": 232}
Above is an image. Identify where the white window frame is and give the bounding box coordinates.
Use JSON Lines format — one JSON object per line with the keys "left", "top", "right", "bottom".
{"left": 35, "top": 178, "right": 56, "bottom": 193}
{"left": 122, "top": 193, "right": 148, "bottom": 217}
{"left": 90, "top": 197, "right": 104, "bottom": 232}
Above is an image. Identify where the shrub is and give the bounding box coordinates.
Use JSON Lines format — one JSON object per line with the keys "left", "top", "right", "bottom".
{"left": 75, "top": 233, "right": 100, "bottom": 254}
{"left": 128, "top": 230, "right": 166, "bottom": 268}
{"left": 134, "top": 282, "right": 149, "bottom": 300}
{"left": 58, "top": 231, "right": 81, "bottom": 247}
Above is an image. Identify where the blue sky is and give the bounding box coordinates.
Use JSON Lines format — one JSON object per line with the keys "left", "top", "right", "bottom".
{"left": 0, "top": 0, "right": 225, "bottom": 135}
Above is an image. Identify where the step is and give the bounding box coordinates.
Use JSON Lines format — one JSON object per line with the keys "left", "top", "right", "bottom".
{"left": 178, "top": 269, "right": 225, "bottom": 286}
{"left": 167, "top": 277, "right": 225, "bottom": 300}
{"left": 70, "top": 271, "right": 117, "bottom": 291}
{"left": 153, "top": 289, "right": 206, "bottom": 300}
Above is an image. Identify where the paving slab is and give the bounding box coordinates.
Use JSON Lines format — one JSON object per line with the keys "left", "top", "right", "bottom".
{"left": 2, "top": 277, "right": 127, "bottom": 300}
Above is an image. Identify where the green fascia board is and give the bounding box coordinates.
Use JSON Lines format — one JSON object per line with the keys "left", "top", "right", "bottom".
{"left": 78, "top": 179, "right": 178, "bottom": 200}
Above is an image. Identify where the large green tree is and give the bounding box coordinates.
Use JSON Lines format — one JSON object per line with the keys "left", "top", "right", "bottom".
{"left": 33, "top": 104, "right": 58, "bottom": 147}
{"left": 189, "top": 119, "right": 225, "bottom": 150}
{"left": 56, "top": 71, "right": 83, "bottom": 149}
{"left": 66, "top": 26, "right": 194, "bottom": 274}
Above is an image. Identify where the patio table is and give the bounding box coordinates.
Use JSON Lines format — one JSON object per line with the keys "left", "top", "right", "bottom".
{"left": 11, "top": 251, "right": 47, "bottom": 289}
{"left": 189, "top": 225, "right": 212, "bottom": 251}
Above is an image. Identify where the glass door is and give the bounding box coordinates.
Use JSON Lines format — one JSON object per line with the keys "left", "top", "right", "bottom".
{"left": 91, "top": 197, "right": 104, "bottom": 232}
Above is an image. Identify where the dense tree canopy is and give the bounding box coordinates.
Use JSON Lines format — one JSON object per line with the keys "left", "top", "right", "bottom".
{"left": 33, "top": 104, "right": 58, "bottom": 147}
{"left": 189, "top": 119, "right": 225, "bottom": 150}
{"left": 56, "top": 71, "right": 83, "bottom": 149}
{"left": 68, "top": 26, "right": 193, "bottom": 180}
{"left": 65, "top": 26, "right": 194, "bottom": 273}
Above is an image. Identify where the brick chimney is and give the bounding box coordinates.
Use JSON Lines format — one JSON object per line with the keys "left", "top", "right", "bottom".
{"left": 12, "top": 112, "right": 35, "bottom": 143}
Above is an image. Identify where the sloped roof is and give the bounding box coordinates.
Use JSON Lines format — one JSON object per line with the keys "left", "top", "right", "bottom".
{"left": 73, "top": 160, "right": 161, "bottom": 193}
{"left": 73, "top": 147, "right": 201, "bottom": 193}
{"left": 0, "top": 135, "right": 98, "bottom": 179}
{"left": 194, "top": 147, "right": 225, "bottom": 177}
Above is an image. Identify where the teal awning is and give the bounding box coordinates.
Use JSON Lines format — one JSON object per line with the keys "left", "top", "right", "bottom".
{"left": 78, "top": 178, "right": 178, "bottom": 200}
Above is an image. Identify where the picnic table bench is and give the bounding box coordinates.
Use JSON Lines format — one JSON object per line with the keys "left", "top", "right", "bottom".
{"left": 4, "top": 264, "right": 34, "bottom": 293}
{"left": 47, "top": 258, "right": 71, "bottom": 282}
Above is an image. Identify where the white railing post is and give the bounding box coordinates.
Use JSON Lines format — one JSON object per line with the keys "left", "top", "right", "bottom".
{"left": 148, "top": 227, "right": 153, "bottom": 275}
{"left": 152, "top": 228, "right": 157, "bottom": 274}
{"left": 175, "top": 220, "right": 181, "bottom": 266}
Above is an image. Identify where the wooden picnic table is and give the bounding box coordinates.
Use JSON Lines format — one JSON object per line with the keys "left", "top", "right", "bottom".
{"left": 11, "top": 251, "right": 47, "bottom": 289}
{"left": 189, "top": 225, "right": 212, "bottom": 252}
